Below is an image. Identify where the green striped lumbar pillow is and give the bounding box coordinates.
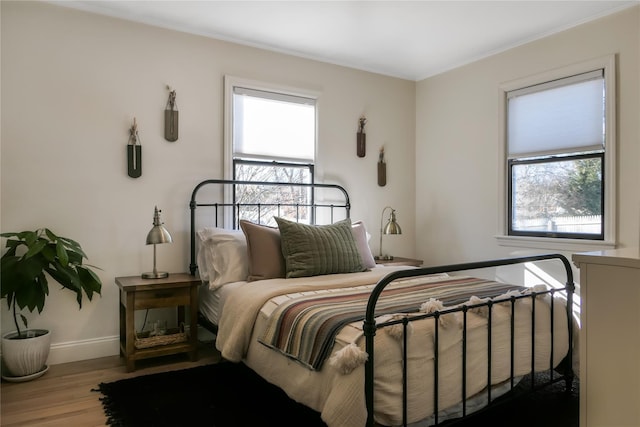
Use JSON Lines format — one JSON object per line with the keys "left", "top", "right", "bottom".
{"left": 275, "top": 217, "right": 365, "bottom": 278}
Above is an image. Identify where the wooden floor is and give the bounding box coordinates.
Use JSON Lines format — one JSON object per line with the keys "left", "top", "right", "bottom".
{"left": 0, "top": 341, "right": 222, "bottom": 427}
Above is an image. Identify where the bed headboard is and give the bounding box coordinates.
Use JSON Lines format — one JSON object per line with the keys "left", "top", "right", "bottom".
{"left": 189, "top": 179, "right": 351, "bottom": 276}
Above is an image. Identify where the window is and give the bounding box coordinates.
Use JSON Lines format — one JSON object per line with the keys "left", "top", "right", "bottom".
{"left": 499, "top": 56, "right": 616, "bottom": 248}
{"left": 224, "top": 77, "right": 318, "bottom": 226}
{"left": 509, "top": 153, "right": 604, "bottom": 239}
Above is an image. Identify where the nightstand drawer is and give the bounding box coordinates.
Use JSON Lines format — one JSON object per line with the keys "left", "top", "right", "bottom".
{"left": 133, "top": 287, "right": 190, "bottom": 309}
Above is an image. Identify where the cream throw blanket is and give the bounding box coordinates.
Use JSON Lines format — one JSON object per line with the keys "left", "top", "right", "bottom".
{"left": 215, "top": 268, "right": 570, "bottom": 427}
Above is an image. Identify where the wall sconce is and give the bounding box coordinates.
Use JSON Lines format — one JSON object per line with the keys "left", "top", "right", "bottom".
{"left": 142, "top": 206, "right": 173, "bottom": 279}
{"left": 375, "top": 206, "right": 402, "bottom": 261}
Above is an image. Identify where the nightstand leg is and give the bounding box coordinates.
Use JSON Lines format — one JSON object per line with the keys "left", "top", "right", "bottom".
{"left": 119, "top": 291, "right": 125, "bottom": 358}
{"left": 125, "top": 292, "right": 136, "bottom": 372}
{"left": 188, "top": 285, "right": 198, "bottom": 361}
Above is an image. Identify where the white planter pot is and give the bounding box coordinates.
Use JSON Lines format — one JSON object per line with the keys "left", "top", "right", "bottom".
{"left": 1, "top": 329, "right": 51, "bottom": 378}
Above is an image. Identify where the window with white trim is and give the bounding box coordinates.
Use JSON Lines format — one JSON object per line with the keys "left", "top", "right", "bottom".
{"left": 500, "top": 56, "right": 616, "bottom": 247}
{"left": 225, "top": 77, "right": 317, "bottom": 225}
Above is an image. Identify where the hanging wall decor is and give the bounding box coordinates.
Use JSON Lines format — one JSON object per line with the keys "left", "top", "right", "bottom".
{"left": 164, "top": 86, "right": 178, "bottom": 142}
{"left": 378, "top": 146, "right": 386, "bottom": 186}
{"left": 357, "top": 115, "right": 367, "bottom": 157}
{"left": 127, "top": 117, "right": 142, "bottom": 178}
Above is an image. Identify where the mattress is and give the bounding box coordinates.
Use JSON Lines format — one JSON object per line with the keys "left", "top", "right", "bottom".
{"left": 198, "top": 280, "right": 246, "bottom": 326}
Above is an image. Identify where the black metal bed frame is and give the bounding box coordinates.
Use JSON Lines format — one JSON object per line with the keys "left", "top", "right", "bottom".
{"left": 189, "top": 178, "right": 351, "bottom": 276}
{"left": 364, "top": 253, "right": 575, "bottom": 426}
{"left": 188, "top": 179, "right": 575, "bottom": 427}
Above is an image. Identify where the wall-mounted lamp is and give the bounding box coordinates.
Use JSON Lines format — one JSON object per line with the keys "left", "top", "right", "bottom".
{"left": 142, "top": 206, "right": 173, "bottom": 279}
{"left": 375, "top": 206, "right": 402, "bottom": 261}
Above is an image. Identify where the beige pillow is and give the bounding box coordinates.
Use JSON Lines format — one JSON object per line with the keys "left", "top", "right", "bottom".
{"left": 239, "top": 220, "right": 286, "bottom": 281}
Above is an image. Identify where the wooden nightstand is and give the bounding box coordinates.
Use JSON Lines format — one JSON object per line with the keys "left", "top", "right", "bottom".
{"left": 375, "top": 257, "right": 423, "bottom": 267}
{"left": 115, "top": 273, "right": 200, "bottom": 372}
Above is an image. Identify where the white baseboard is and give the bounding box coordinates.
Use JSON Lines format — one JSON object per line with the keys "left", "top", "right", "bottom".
{"left": 43, "top": 326, "right": 216, "bottom": 366}
{"left": 47, "top": 335, "right": 120, "bottom": 365}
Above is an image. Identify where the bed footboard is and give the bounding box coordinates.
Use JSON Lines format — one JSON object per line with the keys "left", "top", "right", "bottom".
{"left": 363, "top": 253, "right": 575, "bottom": 427}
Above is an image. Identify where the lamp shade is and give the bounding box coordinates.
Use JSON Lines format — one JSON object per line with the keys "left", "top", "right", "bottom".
{"left": 146, "top": 226, "right": 172, "bottom": 245}
{"left": 146, "top": 206, "right": 172, "bottom": 245}
{"left": 383, "top": 210, "right": 402, "bottom": 235}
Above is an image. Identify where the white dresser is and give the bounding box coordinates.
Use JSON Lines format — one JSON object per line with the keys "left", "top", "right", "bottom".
{"left": 572, "top": 248, "right": 640, "bottom": 427}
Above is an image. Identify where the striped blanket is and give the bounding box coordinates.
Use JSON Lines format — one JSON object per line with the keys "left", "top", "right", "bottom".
{"left": 259, "top": 274, "right": 525, "bottom": 370}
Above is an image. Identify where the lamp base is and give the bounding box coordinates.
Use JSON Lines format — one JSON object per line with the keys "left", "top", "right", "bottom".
{"left": 141, "top": 271, "right": 169, "bottom": 279}
{"left": 374, "top": 255, "right": 394, "bottom": 261}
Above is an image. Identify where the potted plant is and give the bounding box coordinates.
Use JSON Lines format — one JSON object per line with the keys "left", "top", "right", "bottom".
{"left": 1, "top": 228, "right": 102, "bottom": 380}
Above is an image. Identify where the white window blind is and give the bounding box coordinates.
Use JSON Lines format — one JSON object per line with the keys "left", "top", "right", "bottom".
{"left": 233, "top": 87, "right": 315, "bottom": 162}
{"left": 507, "top": 70, "right": 604, "bottom": 159}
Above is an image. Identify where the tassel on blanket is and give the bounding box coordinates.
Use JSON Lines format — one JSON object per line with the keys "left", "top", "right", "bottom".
{"left": 420, "top": 298, "right": 444, "bottom": 313}
{"left": 489, "top": 289, "right": 522, "bottom": 308}
{"left": 525, "top": 284, "right": 550, "bottom": 297}
{"left": 522, "top": 283, "right": 551, "bottom": 304}
{"left": 498, "top": 289, "right": 523, "bottom": 299}
{"left": 494, "top": 284, "right": 549, "bottom": 309}
{"left": 385, "top": 314, "right": 414, "bottom": 340}
{"left": 464, "top": 295, "right": 490, "bottom": 317}
{"left": 329, "top": 343, "right": 368, "bottom": 375}
{"left": 420, "top": 298, "right": 454, "bottom": 327}
{"left": 529, "top": 284, "right": 548, "bottom": 293}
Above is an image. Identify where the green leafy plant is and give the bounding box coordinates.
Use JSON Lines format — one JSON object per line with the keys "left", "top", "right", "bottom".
{"left": 1, "top": 228, "right": 102, "bottom": 338}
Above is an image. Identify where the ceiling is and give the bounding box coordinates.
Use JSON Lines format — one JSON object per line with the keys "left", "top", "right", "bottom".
{"left": 49, "top": 0, "right": 638, "bottom": 81}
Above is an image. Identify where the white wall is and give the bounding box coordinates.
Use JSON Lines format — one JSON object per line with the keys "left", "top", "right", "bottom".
{"left": 0, "top": 1, "right": 416, "bottom": 364}
{"left": 415, "top": 6, "right": 640, "bottom": 269}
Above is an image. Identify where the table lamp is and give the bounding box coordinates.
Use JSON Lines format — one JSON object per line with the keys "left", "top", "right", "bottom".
{"left": 142, "top": 206, "right": 173, "bottom": 279}
{"left": 375, "top": 206, "right": 402, "bottom": 261}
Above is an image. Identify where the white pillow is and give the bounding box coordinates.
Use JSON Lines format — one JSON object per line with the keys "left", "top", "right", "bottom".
{"left": 196, "top": 227, "right": 248, "bottom": 289}
{"left": 351, "top": 221, "right": 377, "bottom": 269}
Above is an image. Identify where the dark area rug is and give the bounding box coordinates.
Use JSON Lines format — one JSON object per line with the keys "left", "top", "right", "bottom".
{"left": 444, "top": 372, "right": 578, "bottom": 427}
{"left": 95, "top": 361, "right": 325, "bottom": 427}
{"left": 94, "top": 361, "right": 577, "bottom": 427}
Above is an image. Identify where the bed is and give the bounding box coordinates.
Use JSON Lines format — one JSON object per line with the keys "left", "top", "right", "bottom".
{"left": 189, "top": 179, "right": 575, "bottom": 427}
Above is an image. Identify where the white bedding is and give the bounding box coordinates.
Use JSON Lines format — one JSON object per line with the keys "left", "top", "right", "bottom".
{"left": 212, "top": 267, "right": 571, "bottom": 427}
{"left": 198, "top": 280, "right": 245, "bottom": 325}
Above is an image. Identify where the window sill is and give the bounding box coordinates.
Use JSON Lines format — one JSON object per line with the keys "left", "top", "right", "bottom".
{"left": 495, "top": 235, "right": 616, "bottom": 252}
